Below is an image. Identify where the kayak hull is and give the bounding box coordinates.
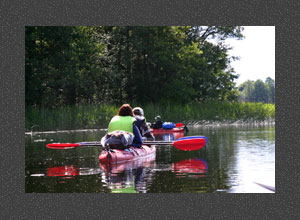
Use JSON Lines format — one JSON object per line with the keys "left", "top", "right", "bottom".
{"left": 99, "top": 145, "right": 156, "bottom": 164}
{"left": 151, "top": 127, "right": 184, "bottom": 133}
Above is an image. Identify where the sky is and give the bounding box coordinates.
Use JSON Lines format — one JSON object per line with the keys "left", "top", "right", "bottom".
{"left": 223, "top": 26, "right": 275, "bottom": 85}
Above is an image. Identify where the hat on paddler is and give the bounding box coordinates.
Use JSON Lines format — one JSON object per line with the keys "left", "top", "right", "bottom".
{"left": 155, "top": 115, "right": 161, "bottom": 121}
{"left": 133, "top": 107, "right": 144, "bottom": 117}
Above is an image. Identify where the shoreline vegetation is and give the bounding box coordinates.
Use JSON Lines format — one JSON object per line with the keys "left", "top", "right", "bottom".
{"left": 26, "top": 26, "right": 275, "bottom": 134}
{"left": 25, "top": 101, "right": 275, "bottom": 132}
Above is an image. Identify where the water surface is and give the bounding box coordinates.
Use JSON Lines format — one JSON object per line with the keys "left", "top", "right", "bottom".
{"left": 25, "top": 124, "right": 275, "bottom": 193}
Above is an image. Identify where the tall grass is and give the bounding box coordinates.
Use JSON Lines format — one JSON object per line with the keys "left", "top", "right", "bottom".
{"left": 25, "top": 104, "right": 118, "bottom": 131}
{"left": 25, "top": 101, "right": 275, "bottom": 131}
{"left": 142, "top": 101, "right": 275, "bottom": 123}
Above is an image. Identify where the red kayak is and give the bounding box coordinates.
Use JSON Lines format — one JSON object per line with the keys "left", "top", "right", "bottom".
{"left": 151, "top": 127, "right": 184, "bottom": 133}
{"left": 99, "top": 145, "right": 156, "bottom": 164}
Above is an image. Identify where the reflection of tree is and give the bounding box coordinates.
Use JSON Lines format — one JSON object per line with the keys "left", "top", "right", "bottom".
{"left": 26, "top": 126, "right": 274, "bottom": 193}
{"left": 188, "top": 126, "right": 240, "bottom": 192}
{"left": 202, "top": 125, "right": 275, "bottom": 192}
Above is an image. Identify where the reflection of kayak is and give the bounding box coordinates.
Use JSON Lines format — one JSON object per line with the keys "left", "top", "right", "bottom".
{"left": 100, "top": 153, "right": 156, "bottom": 193}
{"left": 99, "top": 145, "right": 156, "bottom": 164}
{"left": 151, "top": 128, "right": 184, "bottom": 133}
{"left": 154, "top": 132, "right": 184, "bottom": 141}
{"left": 99, "top": 153, "right": 156, "bottom": 174}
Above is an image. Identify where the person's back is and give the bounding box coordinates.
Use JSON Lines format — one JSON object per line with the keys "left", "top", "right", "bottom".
{"left": 108, "top": 115, "right": 135, "bottom": 134}
{"left": 102, "top": 104, "right": 143, "bottom": 148}
{"left": 133, "top": 107, "right": 155, "bottom": 141}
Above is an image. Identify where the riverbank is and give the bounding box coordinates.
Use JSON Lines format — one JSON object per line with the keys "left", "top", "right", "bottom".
{"left": 25, "top": 102, "right": 275, "bottom": 132}
{"left": 25, "top": 122, "right": 275, "bottom": 136}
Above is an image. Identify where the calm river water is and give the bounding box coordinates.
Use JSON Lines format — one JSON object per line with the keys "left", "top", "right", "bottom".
{"left": 25, "top": 124, "right": 275, "bottom": 193}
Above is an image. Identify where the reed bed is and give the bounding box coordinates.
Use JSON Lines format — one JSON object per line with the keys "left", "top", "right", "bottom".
{"left": 26, "top": 101, "right": 275, "bottom": 131}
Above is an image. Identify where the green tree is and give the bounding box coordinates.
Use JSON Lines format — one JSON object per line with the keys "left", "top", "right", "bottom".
{"left": 252, "top": 80, "right": 269, "bottom": 103}
{"left": 239, "top": 79, "right": 273, "bottom": 103}
{"left": 26, "top": 26, "right": 244, "bottom": 107}
{"left": 238, "top": 80, "right": 254, "bottom": 102}
{"left": 25, "top": 26, "right": 104, "bottom": 107}
{"left": 265, "top": 77, "right": 275, "bottom": 103}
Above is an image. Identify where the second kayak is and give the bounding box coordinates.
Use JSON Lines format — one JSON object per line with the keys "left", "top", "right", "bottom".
{"left": 99, "top": 145, "right": 156, "bottom": 164}
{"left": 151, "top": 127, "right": 184, "bottom": 133}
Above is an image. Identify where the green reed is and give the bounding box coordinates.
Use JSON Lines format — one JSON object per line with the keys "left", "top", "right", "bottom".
{"left": 26, "top": 104, "right": 118, "bottom": 131}
{"left": 25, "top": 101, "right": 275, "bottom": 131}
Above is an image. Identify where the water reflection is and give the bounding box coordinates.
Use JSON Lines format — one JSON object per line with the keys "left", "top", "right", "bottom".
{"left": 154, "top": 132, "right": 184, "bottom": 141}
{"left": 172, "top": 158, "right": 208, "bottom": 178}
{"left": 25, "top": 125, "right": 275, "bottom": 193}
{"left": 99, "top": 154, "right": 156, "bottom": 193}
{"left": 43, "top": 156, "right": 209, "bottom": 193}
{"left": 47, "top": 165, "right": 102, "bottom": 177}
{"left": 98, "top": 156, "right": 208, "bottom": 193}
{"left": 44, "top": 154, "right": 157, "bottom": 193}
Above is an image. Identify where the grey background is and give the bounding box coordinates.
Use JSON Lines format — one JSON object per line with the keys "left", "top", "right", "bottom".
{"left": 1, "top": 0, "right": 299, "bottom": 219}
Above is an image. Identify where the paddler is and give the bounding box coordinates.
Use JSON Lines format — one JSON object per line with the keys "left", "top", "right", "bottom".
{"left": 101, "top": 104, "right": 143, "bottom": 149}
{"left": 151, "top": 115, "right": 163, "bottom": 129}
{"left": 133, "top": 107, "right": 155, "bottom": 141}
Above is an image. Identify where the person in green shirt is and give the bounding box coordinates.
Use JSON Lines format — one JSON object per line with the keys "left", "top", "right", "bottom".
{"left": 102, "top": 104, "right": 143, "bottom": 148}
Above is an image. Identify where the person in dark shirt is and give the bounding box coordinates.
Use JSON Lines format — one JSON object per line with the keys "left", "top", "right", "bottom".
{"left": 133, "top": 107, "right": 155, "bottom": 141}
{"left": 152, "top": 115, "right": 163, "bottom": 129}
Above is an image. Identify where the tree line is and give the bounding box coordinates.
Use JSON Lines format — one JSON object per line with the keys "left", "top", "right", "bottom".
{"left": 238, "top": 77, "right": 275, "bottom": 103}
{"left": 25, "top": 26, "right": 245, "bottom": 107}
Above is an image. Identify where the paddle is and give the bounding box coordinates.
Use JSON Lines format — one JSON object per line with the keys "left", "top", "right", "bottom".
{"left": 46, "top": 142, "right": 102, "bottom": 149}
{"left": 46, "top": 136, "right": 207, "bottom": 151}
{"left": 176, "top": 123, "right": 189, "bottom": 132}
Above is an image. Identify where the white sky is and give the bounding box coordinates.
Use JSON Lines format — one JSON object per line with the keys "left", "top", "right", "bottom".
{"left": 224, "top": 26, "right": 275, "bottom": 85}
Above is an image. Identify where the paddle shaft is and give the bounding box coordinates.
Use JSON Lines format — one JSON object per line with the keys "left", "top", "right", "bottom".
{"left": 144, "top": 141, "right": 173, "bottom": 145}
{"left": 61, "top": 141, "right": 173, "bottom": 146}
{"left": 46, "top": 136, "right": 206, "bottom": 151}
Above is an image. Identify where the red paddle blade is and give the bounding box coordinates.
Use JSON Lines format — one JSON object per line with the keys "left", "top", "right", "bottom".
{"left": 176, "top": 123, "right": 184, "bottom": 127}
{"left": 173, "top": 138, "right": 206, "bottom": 151}
{"left": 46, "top": 143, "right": 81, "bottom": 149}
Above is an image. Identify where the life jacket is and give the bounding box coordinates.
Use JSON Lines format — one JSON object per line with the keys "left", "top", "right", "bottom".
{"left": 108, "top": 116, "right": 136, "bottom": 136}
